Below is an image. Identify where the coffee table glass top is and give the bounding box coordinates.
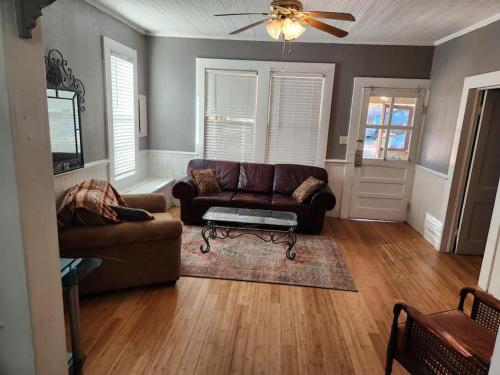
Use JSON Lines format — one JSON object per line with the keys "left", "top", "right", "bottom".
{"left": 203, "top": 207, "right": 297, "bottom": 228}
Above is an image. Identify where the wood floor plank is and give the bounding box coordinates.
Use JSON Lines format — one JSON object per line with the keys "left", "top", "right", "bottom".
{"left": 78, "top": 214, "right": 482, "bottom": 374}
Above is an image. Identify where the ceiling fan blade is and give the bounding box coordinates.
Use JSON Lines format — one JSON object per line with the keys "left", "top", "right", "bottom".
{"left": 230, "top": 19, "right": 268, "bottom": 34}
{"left": 215, "top": 13, "right": 268, "bottom": 16}
{"left": 303, "top": 11, "right": 355, "bottom": 22}
{"left": 298, "top": 17, "right": 349, "bottom": 38}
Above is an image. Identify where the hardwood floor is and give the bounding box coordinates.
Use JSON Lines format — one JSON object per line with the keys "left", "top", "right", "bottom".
{"left": 78, "top": 213, "right": 482, "bottom": 374}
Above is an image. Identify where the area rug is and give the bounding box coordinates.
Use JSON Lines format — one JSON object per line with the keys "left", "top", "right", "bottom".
{"left": 180, "top": 226, "right": 357, "bottom": 291}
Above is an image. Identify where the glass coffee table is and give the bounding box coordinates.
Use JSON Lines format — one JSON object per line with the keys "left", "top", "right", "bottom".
{"left": 201, "top": 206, "right": 298, "bottom": 260}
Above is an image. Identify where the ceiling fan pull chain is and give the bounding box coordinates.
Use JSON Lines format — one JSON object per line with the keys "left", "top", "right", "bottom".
{"left": 281, "top": 36, "right": 286, "bottom": 71}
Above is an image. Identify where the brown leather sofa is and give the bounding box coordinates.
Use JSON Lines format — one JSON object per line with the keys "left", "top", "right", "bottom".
{"left": 172, "top": 159, "right": 336, "bottom": 234}
{"left": 59, "top": 193, "right": 182, "bottom": 295}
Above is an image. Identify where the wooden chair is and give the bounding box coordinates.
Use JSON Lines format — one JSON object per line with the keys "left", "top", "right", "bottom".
{"left": 386, "top": 287, "right": 500, "bottom": 374}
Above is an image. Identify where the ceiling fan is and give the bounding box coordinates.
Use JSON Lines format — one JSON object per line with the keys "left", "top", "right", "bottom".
{"left": 215, "top": 0, "right": 355, "bottom": 41}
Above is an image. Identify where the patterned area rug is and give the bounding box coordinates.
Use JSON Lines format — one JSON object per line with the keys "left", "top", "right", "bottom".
{"left": 181, "top": 226, "right": 357, "bottom": 291}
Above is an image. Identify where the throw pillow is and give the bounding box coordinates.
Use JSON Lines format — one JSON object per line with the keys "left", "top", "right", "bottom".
{"left": 292, "top": 176, "right": 325, "bottom": 203}
{"left": 190, "top": 168, "right": 221, "bottom": 195}
{"left": 110, "top": 205, "right": 155, "bottom": 222}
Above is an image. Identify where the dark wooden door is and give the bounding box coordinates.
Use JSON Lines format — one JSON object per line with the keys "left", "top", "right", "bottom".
{"left": 456, "top": 89, "right": 500, "bottom": 255}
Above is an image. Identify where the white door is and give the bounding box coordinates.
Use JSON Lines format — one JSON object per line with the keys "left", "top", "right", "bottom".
{"left": 349, "top": 87, "right": 425, "bottom": 221}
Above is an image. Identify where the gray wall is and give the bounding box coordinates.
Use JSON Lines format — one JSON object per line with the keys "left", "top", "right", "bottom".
{"left": 419, "top": 20, "right": 500, "bottom": 174}
{"left": 148, "top": 37, "right": 434, "bottom": 159}
{"left": 42, "top": 0, "right": 149, "bottom": 163}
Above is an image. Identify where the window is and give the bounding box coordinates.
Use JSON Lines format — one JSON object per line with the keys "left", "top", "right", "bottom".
{"left": 204, "top": 69, "right": 257, "bottom": 162}
{"left": 103, "top": 37, "right": 138, "bottom": 183}
{"left": 267, "top": 73, "right": 325, "bottom": 165}
{"left": 197, "top": 59, "right": 335, "bottom": 166}
{"left": 363, "top": 95, "right": 417, "bottom": 161}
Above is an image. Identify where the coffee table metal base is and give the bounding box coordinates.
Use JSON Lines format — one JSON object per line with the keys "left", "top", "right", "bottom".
{"left": 200, "top": 221, "right": 297, "bottom": 260}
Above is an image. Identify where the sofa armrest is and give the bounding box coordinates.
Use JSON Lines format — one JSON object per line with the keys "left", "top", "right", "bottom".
{"left": 310, "top": 184, "right": 336, "bottom": 211}
{"left": 172, "top": 176, "right": 198, "bottom": 200}
{"left": 59, "top": 215, "right": 182, "bottom": 251}
{"left": 123, "top": 193, "right": 166, "bottom": 213}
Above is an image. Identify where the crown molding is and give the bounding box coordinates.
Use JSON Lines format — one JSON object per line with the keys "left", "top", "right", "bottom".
{"left": 84, "top": 0, "right": 147, "bottom": 35}
{"left": 434, "top": 12, "right": 500, "bottom": 46}
{"left": 146, "top": 32, "right": 434, "bottom": 46}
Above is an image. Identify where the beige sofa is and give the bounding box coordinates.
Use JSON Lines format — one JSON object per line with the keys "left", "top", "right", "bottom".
{"left": 59, "top": 193, "right": 182, "bottom": 295}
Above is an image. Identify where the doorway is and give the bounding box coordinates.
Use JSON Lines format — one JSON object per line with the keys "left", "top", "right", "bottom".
{"left": 342, "top": 78, "right": 429, "bottom": 221}
{"left": 455, "top": 89, "right": 500, "bottom": 255}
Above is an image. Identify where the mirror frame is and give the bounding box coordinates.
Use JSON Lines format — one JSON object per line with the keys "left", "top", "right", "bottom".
{"left": 45, "top": 49, "right": 86, "bottom": 175}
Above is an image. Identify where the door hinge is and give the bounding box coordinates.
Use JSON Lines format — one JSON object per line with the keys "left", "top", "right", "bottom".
{"left": 422, "top": 105, "right": 427, "bottom": 116}
{"left": 407, "top": 202, "right": 411, "bottom": 211}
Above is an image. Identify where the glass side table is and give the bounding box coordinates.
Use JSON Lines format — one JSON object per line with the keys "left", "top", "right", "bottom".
{"left": 60, "top": 257, "right": 102, "bottom": 375}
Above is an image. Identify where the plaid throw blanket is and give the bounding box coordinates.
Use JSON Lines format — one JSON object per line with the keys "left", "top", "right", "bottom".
{"left": 57, "top": 179, "right": 126, "bottom": 229}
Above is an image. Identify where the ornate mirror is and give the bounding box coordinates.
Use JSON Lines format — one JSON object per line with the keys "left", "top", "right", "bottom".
{"left": 45, "top": 49, "right": 85, "bottom": 174}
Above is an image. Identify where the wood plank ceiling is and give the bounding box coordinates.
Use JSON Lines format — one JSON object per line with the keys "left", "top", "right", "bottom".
{"left": 88, "top": 0, "right": 500, "bottom": 45}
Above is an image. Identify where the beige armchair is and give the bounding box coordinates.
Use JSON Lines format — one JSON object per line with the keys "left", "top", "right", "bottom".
{"left": 59, "top": 193, "right": 182, "bottom": 295}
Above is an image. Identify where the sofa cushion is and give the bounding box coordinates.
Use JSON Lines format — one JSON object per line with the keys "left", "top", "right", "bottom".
{"left": 59, "top": 212, "right": 181, "bottom": 251}
{"left": 193, "top": 191, "right": 235, "bottom": 205}
{"left": 188, "top": 159, "right": 240, "bottom": 190}
{"left": 232, "top": 192, "right": 272, "bottom": 209}
{"left": 273, "top": 164, "right": 328, "bottom": 195}
{"left": 271, "top": 194, "right": 310, "bottom": 216}
{"left": 238, "top": 162, "right": 274, "bottom": 193}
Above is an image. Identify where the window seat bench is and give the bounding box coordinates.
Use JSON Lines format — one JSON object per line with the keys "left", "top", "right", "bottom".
{"left": 121, "top": 177, "right": 174, "bottom": 208}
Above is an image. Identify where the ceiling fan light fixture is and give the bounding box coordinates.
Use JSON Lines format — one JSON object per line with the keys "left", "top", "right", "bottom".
{"left": 281, "top": 17, "right": 306, "bottom": 40}
{"left": 266, "top": 18, "right": 283, "bottom": 39}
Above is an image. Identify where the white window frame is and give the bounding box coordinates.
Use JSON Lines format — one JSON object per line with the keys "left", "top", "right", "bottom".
{"left": 103, "top": 36, "right": 139, "bottom": 187}
{"left": 195, "top": 58, "right": 335, "bottom": 166}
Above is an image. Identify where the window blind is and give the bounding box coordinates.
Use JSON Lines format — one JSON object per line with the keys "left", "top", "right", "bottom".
{"left": 110, "top": 53, "right": 136, "bottom": 180}
{"left": 266, "top": 73, "right": 325, "bottom": 166}
{"left": 204, "top": 69, "right": 257, "bottom": 162}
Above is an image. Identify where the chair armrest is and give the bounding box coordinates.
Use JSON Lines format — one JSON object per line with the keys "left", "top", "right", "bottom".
{"left": 59, "top": 216, "right": 182, "bottom": 251}
{"left": 172, "top": 176, "right": 198, "bottom": 200}
{"left": 123, "top": 193, "right": 166, "bottom": 213}
{"left": 310, "top": 184, "right": 336, "bottom": 211}
{"left": 394, "top": 302, "right": 491, "bottom": 366}
{"left": 459, "top": 287, "right": 500, "bottom": 332}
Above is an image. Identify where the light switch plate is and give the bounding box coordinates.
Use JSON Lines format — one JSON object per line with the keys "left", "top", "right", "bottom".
{"left": 339, "top": 136, "right": 348, "bottom": 145}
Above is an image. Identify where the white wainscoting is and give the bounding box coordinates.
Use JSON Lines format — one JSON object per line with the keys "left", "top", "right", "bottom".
{"left": 53, "top": 160, "right": 109, "bottom": 203}
{"left": 53, "top": 153, "right": 347, "bottom": 215}
{"left": 408, "top": 164, "right": 449, "bottom": 250}
{"left": 149, "top": 150, "right": 200, "bottom": 180}
{"left": 53, "top": 150, "right": 149, "bottom": 203}
{"left": 325, "top": 159, "right": 347, "bottom": 218}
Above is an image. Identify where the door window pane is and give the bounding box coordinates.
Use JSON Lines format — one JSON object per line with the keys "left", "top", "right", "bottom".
{"left": 366, "top": 96, "right": 391, "bottom": 125}
{"left": 391, "top": 97, "right": 416, "bottom": 126}
{"left": 363, "top": 128, "right": 386, "bottom": 159}
{"left": 386, "top": 130, "right": 412, "bottom": 160}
